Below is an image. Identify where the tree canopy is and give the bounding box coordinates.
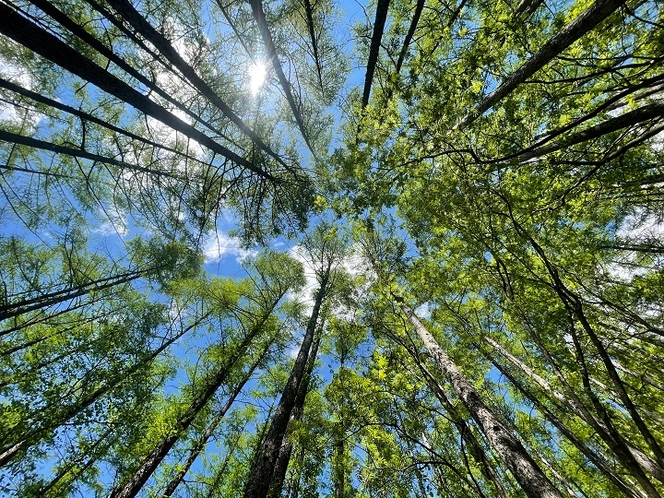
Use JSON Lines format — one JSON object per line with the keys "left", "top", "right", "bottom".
{"left": 1, "top": 0, "right": 664, "bottom": 496}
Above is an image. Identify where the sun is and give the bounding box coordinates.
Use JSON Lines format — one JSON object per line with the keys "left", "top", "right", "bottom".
{"left": 248, "top": 61, "right": 267, "bottom": 95}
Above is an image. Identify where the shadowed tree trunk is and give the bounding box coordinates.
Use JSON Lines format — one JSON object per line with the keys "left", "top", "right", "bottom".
{"left": 103, "top": 0, "right": 288, "bottom": 170}
{"left": 161, "top": 340, "right": 274, "bottom": 497}
{"left": 362, "top": 0, "right": 391, "bottom": 108}
{"left": 243, "top": 274, "right": 329, "bottom": 498}
{"left": 267, "top": 324, "right": 323, "bottom": 498}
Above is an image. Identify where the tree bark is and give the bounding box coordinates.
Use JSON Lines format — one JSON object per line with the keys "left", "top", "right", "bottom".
{"left": 395, "top": 297, "right": 563, "bottom": 498}
{"left": 161, "top": 341, "right": 271, "bottom": 497}
{"left": 362, "top": 0, "right": 391, "bottom": 108}
{"left": 243, "top": 275, "right": 328, "bottom": 498}
{"left": 485, "top": 336, "right": 664, "bottom": 492}
{"left": 489, "top": 352, "right": 652, "bottom": 498}
{"left": 267, "top": 325, "right": 323, "bottom": 498}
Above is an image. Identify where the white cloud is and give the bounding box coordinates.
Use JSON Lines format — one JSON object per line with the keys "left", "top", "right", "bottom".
{"left": 415, "top": 302, "right": 432, "bottom": 320}
{"left": 616, "top": 209, "right": 664, "bottom": 240}
{"left": 93, "top": 206, "right": 128, "bottom": 238}
{"left": 606, "top": 209, "right": 664, "bottom": 281}
{"left": 0, "top": 57, "right": 42, "bottom": 126}
{"left": 203, "top": 230, "right": 256, "bottom": 263}
{"left": 286, "top": 244, "right": 319, "bottom": 313}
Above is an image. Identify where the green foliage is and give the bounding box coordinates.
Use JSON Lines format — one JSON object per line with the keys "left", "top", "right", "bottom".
{"left": 2, "top": 0, "right": 664, "bottom": 496}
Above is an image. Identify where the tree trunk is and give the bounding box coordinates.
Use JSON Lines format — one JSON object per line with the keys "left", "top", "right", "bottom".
{"left": 243, "top": 275, "right": 328, "bottom": 498}
{"left": 0, "top": 269, "right": 142, "bottom": 322}
{"left": 455, "top": 0, "right": 626, "bottom": 129}
{"left": 0, "top": 4, "right": 272, "bottom": 178}
{"left": 268, "top": 325, "right": 323, "bottom": 498}
{"left": 516, "top": 102, "right": 664, "bottom": 162}
{"left": 485, "top": 336, "right": 664, "bottom": 486}
{"left": 362, "top": 0, "right": 391, "bottom": 108}
{"left": 395, "top": 297, "right": 563, "bottom": 498}
{"left": 489, "top": 353, "right": 652, "bottom": 498}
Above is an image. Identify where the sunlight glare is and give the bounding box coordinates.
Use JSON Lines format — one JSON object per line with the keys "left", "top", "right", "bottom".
{"left": 249, "top": 62, "right": 267, "bottom": 95}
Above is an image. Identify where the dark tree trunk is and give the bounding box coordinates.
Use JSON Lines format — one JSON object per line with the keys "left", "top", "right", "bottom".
{"left": 267, "top": 325, "right": 323, "bottom": 498}
{"left": 243, "top": 275, "right": 329, "bottom": 498}
{"left": 161, "top": 340, "right": 273, "bottom": 497}
{"left": 362, "top": 0, "right": 391, "bottom": 108}
{"left": 395, "top": 0, "right": 425, "bottom": 75}
{"left": 103, "top": 0, "right": 287, "bottom": 170}
{"left": 0, "top": 269, "right": 142, "bottom": 322}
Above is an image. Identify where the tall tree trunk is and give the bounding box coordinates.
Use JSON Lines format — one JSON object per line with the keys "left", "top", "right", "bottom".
{"left": 394, "top": 0, "right": 425, "bottom": 76}
{"left": 161, "top": 339, "right": 272, "bottom": 497}
{"left": 394, "top": 296, "right": 563, "bottom": 498}
{"left": 107, "top": 308, "right": 278, "bottom": 498}
{"left": 0, "top": 130, "right": 176, "bottom": 180}
{"left": 515, "top": 102, "right": 664, "bottom": 162}
{"left": 484, "top": 336, "right": 664, "bottom": 486}
{"left": 0, "top": 269, "right": 142, "bottom": 322}
{"left": 455, "top": 0, "right": 626, "bottom": 129}
{"left": 414, "top": 358, "right": 510, "bottom": 498}
{"left": 0, "top": 4, "right": 272, "bottom": 179}
{"left": 0, "top": 76, "right": 213, "bottom": 170}
{"left": 362, "top": 0, "right": 391, "bottom": 108}
{"left": 267, "top": 324, "right": 323, "bottom": 498}
{"left": 243, "top": 275, "right": 329, "bottom": 498}
{"left": 489, "top": 352, "right": 653, "bottom": 498}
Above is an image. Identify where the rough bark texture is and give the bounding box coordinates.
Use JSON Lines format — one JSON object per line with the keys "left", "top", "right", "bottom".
{"left": 267, "top": 327, "right": 323, "bottom": 498}
{"left": 455, "top": 0, "right": 626, "bottom": 129}
{"left": 490, "top": 354, "right": 654, "bottom": 498}
{"left": 243, "top": 276, "right": 328, "bottom": 498}
{"left": 397, "top": 300, "right": 563, "bottom": 498}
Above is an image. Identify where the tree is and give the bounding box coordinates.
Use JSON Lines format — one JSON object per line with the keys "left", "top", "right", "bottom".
{"left": 2, "top": 0, "right": 664, "bottom": 495}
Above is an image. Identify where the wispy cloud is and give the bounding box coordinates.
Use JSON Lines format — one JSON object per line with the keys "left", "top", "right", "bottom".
{"left": 203, "top": 230, "right": 256, "bottom": 263}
